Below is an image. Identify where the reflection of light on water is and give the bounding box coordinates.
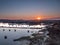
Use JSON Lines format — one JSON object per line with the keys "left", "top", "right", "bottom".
{"left": 0, "top": 23, "right": 46, "bottom": 28}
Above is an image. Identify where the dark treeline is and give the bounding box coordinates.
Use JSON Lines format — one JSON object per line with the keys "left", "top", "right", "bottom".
{"left": 0, "top": 19, "right": 60, "bottom": 25}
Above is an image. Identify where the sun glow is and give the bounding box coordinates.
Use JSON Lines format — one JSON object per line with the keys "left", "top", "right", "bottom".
{"left": 37, "top": 17, "right": 41, "bottom": 20}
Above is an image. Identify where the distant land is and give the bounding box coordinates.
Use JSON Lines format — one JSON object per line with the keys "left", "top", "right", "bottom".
{"left": 0, "top": 19, "right": 60, "bottom": 25}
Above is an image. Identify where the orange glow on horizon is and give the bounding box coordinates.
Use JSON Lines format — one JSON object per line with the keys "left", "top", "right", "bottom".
{"left": 36, "top": 17, "right": 41, "bottom": 20}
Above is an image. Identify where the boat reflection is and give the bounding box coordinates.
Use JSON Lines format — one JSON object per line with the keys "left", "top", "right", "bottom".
{"left": 4, "top": 36, "right": 7, "bottom": 39}
{"left": 9, "top": 29, "right": 11, "bottom": 31}
{"left": 14, "top": 29, "right": 16, "bottom": 32}
{"left": 3, "top": 29, "right": 5, "bottom": 31}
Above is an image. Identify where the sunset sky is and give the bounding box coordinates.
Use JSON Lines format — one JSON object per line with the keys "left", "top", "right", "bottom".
{"left": 0, "top": 0, "right": 60, "bottom": 20}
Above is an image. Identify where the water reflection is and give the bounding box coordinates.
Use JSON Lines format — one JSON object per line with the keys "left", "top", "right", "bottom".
{"left": 0, "top": 28, "right": 45, "bottom": 45}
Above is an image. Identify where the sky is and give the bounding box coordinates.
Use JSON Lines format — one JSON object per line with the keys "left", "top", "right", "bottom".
{"left": 0, "top": 0, "right": 60, "bottom": 20}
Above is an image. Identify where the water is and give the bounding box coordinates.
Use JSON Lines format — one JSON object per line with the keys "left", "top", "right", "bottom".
{"left": 0, "top": 28, "right": 42, "bottom": 45}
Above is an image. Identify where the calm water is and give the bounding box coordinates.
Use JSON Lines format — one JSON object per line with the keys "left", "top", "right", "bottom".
{"left": 0, "top": 28, "right": 42, "bottom": 45}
